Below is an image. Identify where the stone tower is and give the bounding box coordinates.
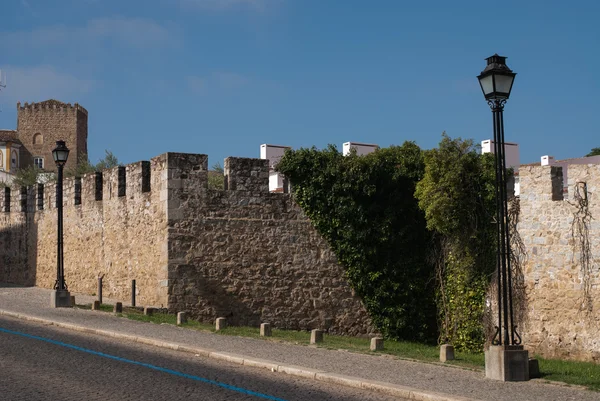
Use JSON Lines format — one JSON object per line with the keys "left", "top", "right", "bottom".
{"left": 16, "top": 99, "right": 88, "bottom": 172}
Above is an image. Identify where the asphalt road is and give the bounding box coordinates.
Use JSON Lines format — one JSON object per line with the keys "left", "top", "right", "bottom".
{"left": 0, "top": 316, "right": 401, "bottom": 401}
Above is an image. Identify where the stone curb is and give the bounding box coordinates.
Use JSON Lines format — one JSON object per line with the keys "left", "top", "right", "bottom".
{"left": 0, "top": 309, "right": 479, "bottom": 401}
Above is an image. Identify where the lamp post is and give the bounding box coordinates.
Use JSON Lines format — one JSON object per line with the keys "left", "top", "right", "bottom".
{"left": 51, "top": 140, "right": 71, "bottom": 308}
{"left": 478, "top": 54, "right": 528, "bottom": 381}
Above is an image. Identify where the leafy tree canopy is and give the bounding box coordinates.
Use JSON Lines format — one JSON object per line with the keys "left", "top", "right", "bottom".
{"left": 414, "top": 133, "right": 497, "bottom": 351}
{"left": 586, "top": 147, "right": 600, "bottom": 157}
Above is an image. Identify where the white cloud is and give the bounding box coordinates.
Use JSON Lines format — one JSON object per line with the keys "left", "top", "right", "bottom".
{"left": 0, "top": 66, "right": 93, "bottom": 105}
{"left": 0, "top": 16, "right": 174, "bottom": 50}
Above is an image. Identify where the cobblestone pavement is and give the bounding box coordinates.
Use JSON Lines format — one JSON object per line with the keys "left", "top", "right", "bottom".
{"left": 0, "top": 317, "right": 401, "bottom": 401}
{"left": 0, "top": 285, "right": 597, "bottom": 401}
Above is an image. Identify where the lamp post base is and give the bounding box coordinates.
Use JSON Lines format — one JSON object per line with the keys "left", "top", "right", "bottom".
{"left": 485, "top": 345, "right": 529, "bottom": 381}
{"left": 51, "top": 289, "right": 72, "bottom": 308}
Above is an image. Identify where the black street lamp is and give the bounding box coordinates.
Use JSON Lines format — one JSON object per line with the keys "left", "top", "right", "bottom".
{"left": 477, "top": 54, "right": 517, "bottom": 347}
{"left": 51, "top": 140, "right": 71, "bottom": 307}
{"left": 478, "top": 55, "right": 528, "bottom": 381}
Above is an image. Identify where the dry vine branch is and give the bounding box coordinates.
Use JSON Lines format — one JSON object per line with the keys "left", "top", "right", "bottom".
{"left": 569, "top": 182, "right": 594, "bottom": 314}
{"left": 508, "top": 196, "right": 528, "bottom": 326}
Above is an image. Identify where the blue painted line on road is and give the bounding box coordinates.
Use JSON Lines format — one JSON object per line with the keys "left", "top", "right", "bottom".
{"left": 0, "top": 326, "right": 288, "bottom": 401}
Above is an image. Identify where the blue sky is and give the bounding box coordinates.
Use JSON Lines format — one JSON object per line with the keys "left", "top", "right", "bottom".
{"left": 1, "top": 0, "right": 599, "bottom": 167}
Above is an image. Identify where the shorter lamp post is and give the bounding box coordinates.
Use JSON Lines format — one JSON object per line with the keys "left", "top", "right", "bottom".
{"left": 478, "top": 54, "right": 528, "bottom": 381}
{"left": 51, "top": 140, "right": 72, "bottom": 308}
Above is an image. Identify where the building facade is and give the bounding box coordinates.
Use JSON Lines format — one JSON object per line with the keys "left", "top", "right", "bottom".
{"left": 0, "top": 100, "right": 88, "bottom": 183}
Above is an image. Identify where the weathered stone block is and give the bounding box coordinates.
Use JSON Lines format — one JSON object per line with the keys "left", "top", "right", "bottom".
{"left": 260, "top": 323, "right": 272, "bottom": 337}
{"left": 485, "top": 345, "right": 529, "bottom": 381}
{"left": 50, "top": 290, "right": 72, "bottom": 308}
{"left": 529, "top": 358, "right": 540, "bottom": 379}
{"left": 310, "top": 329, "right": 323, "bottom": 344}
{"left": 92, "top": 300, "right": 100, "bottom": 310}
{"left": 370, "top": 337, "right": 384, "bottom": 351}
{"left": 215, "top": 317, "right": 227, "bottom": 331}
{"left": 177, "top": 311, "right": 187, "bottom": 325}
{"left": 114, "top": 302, "right": 123, "bottom": 313}
{"left": 440, "top": 344, "right": 454, "bottom": 362}
{"left": 144, "top": 307, "right": 155, "bottom": 316}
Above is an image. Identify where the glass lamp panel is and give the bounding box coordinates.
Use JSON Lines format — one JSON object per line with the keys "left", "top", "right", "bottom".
{"left": 494, "top": 74, "right": 514, "bottom": 97}
{"left": 53, "top": 150, "right": 69, "bottom": 163}
{"left": 479, "top": 74, "right": 494, "bottom": 96}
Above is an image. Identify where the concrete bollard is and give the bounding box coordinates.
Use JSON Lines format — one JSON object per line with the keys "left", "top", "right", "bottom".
{"left": 529, "top": 358, "right": 540, "bottom": 379}
{"left": 113, "top": 302, "right": 123, "bottom": 313}
{"left": 92, "top": 300, "right": 100, "bottom": 310}
{"left": 370, "top": 337, "right": 384, "bottom": 351}
{"left": 177, "top": 312, "right": 187, "bottom": 326}
{"left": 260, "top": 323, "right": 272, "bottom": 337}
{"left": 70, "top": 296, "right": 76, "bottom": 306}
{"left": 310, "top": 329, "right": 323, "bottom": 344}
{"left": 144, "top": 307, "right": 154, "bottom": 316}
{"left": 440, "top": 344, "right": 455, "bottom": 362}
{"left": 215, "top": 317, "right": 227, "bottom": 331}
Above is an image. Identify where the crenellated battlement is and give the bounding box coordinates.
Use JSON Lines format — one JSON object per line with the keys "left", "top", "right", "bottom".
{"left": 17, "top": 99, "right": 88, "bottom": 116}
{"left": 0, "top": 152, "right": 287, "bottom": 216}
{"left": 519, "top": 163, "right": 600, "bottom": 202}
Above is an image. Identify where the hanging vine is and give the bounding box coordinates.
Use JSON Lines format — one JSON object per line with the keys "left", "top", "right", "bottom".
{"left": 507, "top": 196, "right": 528, "bottom": 326}
{"left": 570, "top": 182, "right": 594, "bottom": 314}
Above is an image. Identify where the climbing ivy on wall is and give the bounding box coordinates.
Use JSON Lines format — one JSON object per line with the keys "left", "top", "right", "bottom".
{"left": 277, "top": 142, "right": 438, "bottom": 342}
{"left": 277, "top": 135, "right": 500, "bottom": 351}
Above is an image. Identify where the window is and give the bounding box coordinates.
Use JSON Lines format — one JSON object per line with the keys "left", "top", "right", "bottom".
{"left": 34, "top": 157, "right": 43, "bottom": 169}
{"left": 11, "top": 152, "right": 18, "bottom": 169}
{"left": 33, "top": 133, "right": 43, "bottom": 145}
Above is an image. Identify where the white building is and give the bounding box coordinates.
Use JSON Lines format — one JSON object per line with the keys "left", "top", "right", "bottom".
{"left": 342, "top": 142, "right": 379, "bottom": 156}
{"left": 481, "top": 139, "right": 520, "bottom": 195}
{"left": 260, "top": 144, "right": 291, "bottom": 192}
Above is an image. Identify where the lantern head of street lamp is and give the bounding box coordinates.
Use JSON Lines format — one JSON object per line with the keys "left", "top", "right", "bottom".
{"left": 477, "top": 54, "right": 516, "bottom": 101}
{"left": 52, "top": 140, "right": 70, "bottom": 167}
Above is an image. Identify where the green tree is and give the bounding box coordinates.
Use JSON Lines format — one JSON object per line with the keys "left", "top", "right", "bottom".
{"left": 277, "top": 142, "right": 437, "bottom": 342}
{"left": 65, "top": 150, "right": 122, "bottom": 178}
{"left": 94, "top": 150, "right": 121, "bottom": 171}
{"left": 11, "top": 165, "right": 44, "bottom": 188}
{"left": 414, "top": 133, "right": 497, "bottom": 352}
{"left": 586, "top": 147, "right": 600, "bottom": 157}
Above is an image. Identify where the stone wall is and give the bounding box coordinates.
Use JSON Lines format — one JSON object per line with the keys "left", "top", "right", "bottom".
{"left": 0, "top": 154, "right": 169, "bottom": 307}
{"left": 166, "top": 154, "right": 374, "bottom": 335}
{"left": 518, "top": 163, "right": 600, "bottom": 361}
{"left": 0, "top": 152, "right": 374, "bottom": 336}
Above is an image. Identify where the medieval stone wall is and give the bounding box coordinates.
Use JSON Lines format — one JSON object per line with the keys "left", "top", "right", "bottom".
{"left": 518, "top": 163, "right": 600, "bottom": 361}
{"left": 0, "top": 155, "right": 169, "bottom": 307}
{"left": 0, "top": 152, "right": 374, "bottom": 336}
{"left": 166, "top": 154, "right": 374, "bottom": 335}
